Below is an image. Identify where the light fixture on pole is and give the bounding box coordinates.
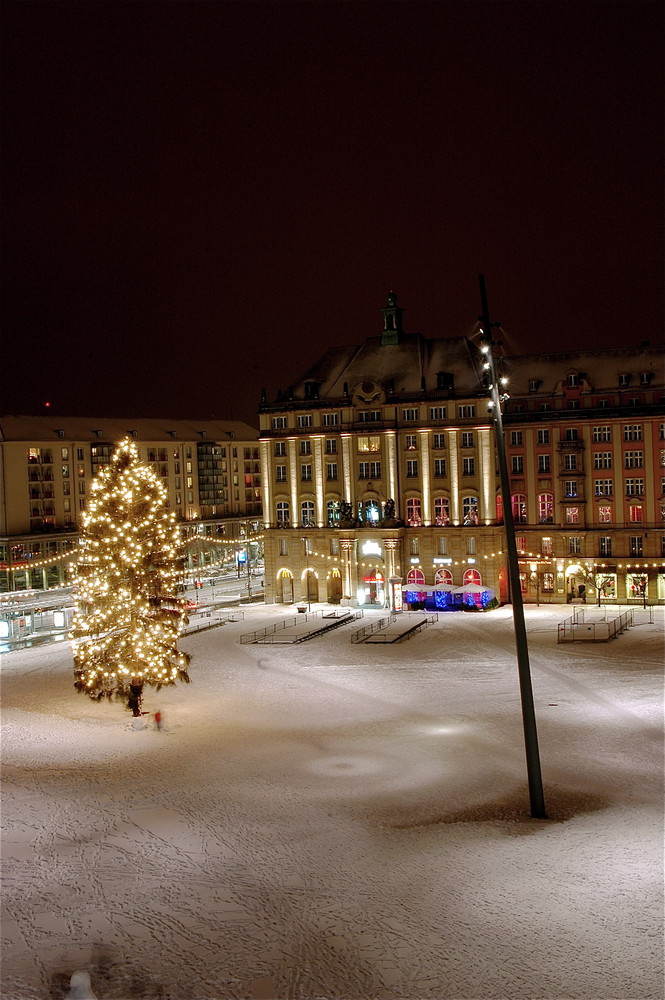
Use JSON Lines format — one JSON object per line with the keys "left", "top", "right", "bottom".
{"left": 301, "top": 537, "right": 311, "bottom": 612}
{"left": 479, "top": 275, "right": 546, "bottom": 820}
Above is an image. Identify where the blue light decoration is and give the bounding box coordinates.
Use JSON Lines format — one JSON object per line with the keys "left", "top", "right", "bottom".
{"left": 481, "top": 589, "right": 492, "bottom": 608}
{"left": 434, "top": 590, "right": 452, "bottom": 609}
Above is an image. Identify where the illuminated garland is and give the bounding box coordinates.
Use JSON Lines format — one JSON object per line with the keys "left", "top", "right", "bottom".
{"left": 71, "top": 438, "right": 191, "bottom": 702}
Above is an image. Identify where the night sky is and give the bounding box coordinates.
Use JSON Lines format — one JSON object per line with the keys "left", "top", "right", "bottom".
{"left": 2, "top": 1, "right": 663, "bottom": 425}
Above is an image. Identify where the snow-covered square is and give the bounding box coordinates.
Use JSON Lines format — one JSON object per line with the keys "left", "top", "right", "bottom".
{"left": 2, "top": 604, "right": 663, "bottom": 999}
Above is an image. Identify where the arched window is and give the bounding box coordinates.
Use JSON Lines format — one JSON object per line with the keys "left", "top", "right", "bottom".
{"left": 327, "top": 500, "right": 340, "bottom": 526}
{"left": 358, "top": 499, "right": 380, "bottom": 523}
{"left": 300, "top": 500, "right": 315, "bottom": 527}
{"left": 276, "top": 501, "right": 290, "bottom": 525}
{"left": 462, "top": 496, "right": 478, "bottom": 524}
{"left": 512, "top": 493, "right": 527, "bottom": 523}
{"left": 406, "top": 498, "right": 422, "bottom": 526}
{"left": 496, "top": 494, "right": 503, "bottom": 524}
{"left": 463, "top": 568, "right": 482, "bottom": 587}
{"left": 434, "top": 497, "right": 450, "bottom": 525}
{"left": 434, "top": 567, "right": 453, "bottom": 585}
{"left": 538, "top": 492, "right": 553, "bottom": 523}
{"left": 406, "top": 568, "right": 426, "bottom": 585}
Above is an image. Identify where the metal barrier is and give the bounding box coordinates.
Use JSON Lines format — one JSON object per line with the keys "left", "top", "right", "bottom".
{"left": 557, "top": 608, "right": 634, "bottom": 643}
{"left": 351, "top": 614, "right": 396, "bottom": 643}
{"left": 240, "top": 612, "right": 318, "bottom": 644}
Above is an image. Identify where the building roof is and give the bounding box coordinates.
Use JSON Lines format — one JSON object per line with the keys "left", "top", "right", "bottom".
{"left": 0, "top": 416, "right": 260, "bottom": 443}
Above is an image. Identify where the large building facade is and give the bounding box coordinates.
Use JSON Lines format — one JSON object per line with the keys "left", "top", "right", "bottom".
{"left": 258, "top": 294, "right": 664, "bottom": 608}
{"left": 0, "top": 417, "right": 262, "bottom": 592}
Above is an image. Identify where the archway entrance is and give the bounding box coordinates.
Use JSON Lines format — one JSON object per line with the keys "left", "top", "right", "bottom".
{"left": 362, "top": 571, "right": 384, "bottom": 606}
{"left": 277, "top": 570, "right": 294, "bottom": 604}
{"left": 327, "top": 569, "right": 342, "bottom": 604}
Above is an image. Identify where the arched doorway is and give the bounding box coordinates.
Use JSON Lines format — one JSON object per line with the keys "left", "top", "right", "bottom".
{"left": 362, "top": 570, "right": 384, "bottom": 606}
{"left": 304, "top": 569, "right": 318, "bottom": 603}
{"left": 327, "top": 568, "right": 342, "bottom": 603}
{"left": 463, "top": 568, "right": 482, "bottom": 587}
{"left": 277, "top": 569, "right": 294, "bottom": 604}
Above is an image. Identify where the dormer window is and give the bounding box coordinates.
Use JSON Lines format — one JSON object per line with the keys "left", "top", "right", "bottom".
{"left": 529, "top": 379, "right": 541, "bottom": 392}
{"left": 436, "top": 372, "right": 454, "bottom": 391}
{"left": 304, "top": 381, "right": 319, "bottom": 400}
{"left": 618, "top": 373, "right": 632, "bottom": 386}
{"left": 567, "top": 373, "right": 579, "bottom": 388}
{"left": 639, "top": 372, "right": 652, "bottom": 385}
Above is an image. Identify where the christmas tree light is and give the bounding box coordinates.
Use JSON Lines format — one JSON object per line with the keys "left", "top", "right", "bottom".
{"left": 71, "top": 437, "right": 191, "bottom": 702}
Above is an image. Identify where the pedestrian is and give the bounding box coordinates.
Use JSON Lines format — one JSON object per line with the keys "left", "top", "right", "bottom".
{"left": 154, "top": 710, "right": 163, "bottom": 731}
{"left": 127, "top": 676, "right": 143, "bottom": 717}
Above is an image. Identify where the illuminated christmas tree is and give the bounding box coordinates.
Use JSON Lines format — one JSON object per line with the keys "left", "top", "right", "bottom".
{"left": 72, "top": 437, "right": 191, "bottom": 702}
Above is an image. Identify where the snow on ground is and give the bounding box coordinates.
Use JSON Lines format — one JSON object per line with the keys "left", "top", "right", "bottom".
{"left": 1, "top": 604, "right": 663, "bottom": 1000}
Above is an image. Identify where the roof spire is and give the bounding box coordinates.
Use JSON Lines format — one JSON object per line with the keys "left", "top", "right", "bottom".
{"left": 381, "top": 291, "right": 403, "bottom": 346}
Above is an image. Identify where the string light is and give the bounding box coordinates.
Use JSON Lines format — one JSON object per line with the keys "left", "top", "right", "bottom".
{"left": 71, "top": 437, "right": 191, "bottom": 703}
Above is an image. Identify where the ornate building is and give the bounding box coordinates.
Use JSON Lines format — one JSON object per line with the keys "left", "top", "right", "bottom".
{"left": 258, "top": 294, "right": 664, "bottom": 607}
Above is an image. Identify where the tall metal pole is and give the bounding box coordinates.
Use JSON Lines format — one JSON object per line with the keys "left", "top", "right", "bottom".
{"left": 479, "top": 275, "right": 546, "bottom": 819}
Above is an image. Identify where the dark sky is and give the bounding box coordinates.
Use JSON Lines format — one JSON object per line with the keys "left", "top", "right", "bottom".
{"left": 2, "top": 0, "right": 663, "bottom": 425}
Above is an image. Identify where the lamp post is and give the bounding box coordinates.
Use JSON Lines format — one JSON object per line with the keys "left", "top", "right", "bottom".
{"left": 479, "top": 275, "right": 546, "bottom": 820}
{"left": 302, "top": 537, "right": 311, "bottom": 612}
{"left": 530, "top": 563, "right": 540, "bottom": 607}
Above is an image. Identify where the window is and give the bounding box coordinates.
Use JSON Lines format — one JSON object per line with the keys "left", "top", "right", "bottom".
{"left": 326, "top": 463, "right": 338, "bottom": 480}
{"left": 322, "top": 413, "right": 338, "bottom": 426}
{"left": 462, "top": 496, "right": 479, "bottom": 523}
{"left": 463, "top": 457, "right": 475, "bottom": 476}
{"left": 434, "top": 497, "right": 450, "bottom": 525}
{"left": 597, "top": 399, "right": 610, "bottom": 408}
{"left": 625, "top": 478, "right": 644, "bottom": 496}
{"left": 594, "top": 479, "right": 613, "bottom": 496}
{"left": 541, "top": 536, "right": 553, "bottom": 556}
{"left": 660, "top": 450, "right": 665, "bottom": 468}
{"left": 511, "top": 431, "right": 523, "bottom": 446}
{"left": 297, "top": 414, "right": 312, "bottom": 428}
{"left": 629, "top": 505, "right": 643, "bottom": 523}
{"left": 406, "top": 498, "right": 422, "bottom": 526}
{"left": 359, "top": 410, "right": 381, "bottom": 422}
{"left": 300, "top": 501, "right": 315, "bottom": 526}
{"left": 466, "top": 536, "right": 476, "bottom": 555}
{"left": 405, "top": 434, "right": 418, "bottom": 450}
{"left": 406, "top": 459, "right": 418, "bottom": 478}
{"left": 630, "top": 536, "right": 643, "bottom": 556}
{"left": 430, "top": 406, "right": 447, "bottom": 420}
{"left": 511, "top": 456, "right": 524, "bottom": 474}
{"left": 529, "top": 379, "right": 540, "bottom": 392}
{"left": 279, "top": 537, "right": 288, "bottom": 556}
{"left": 512, "top": 494, "right": 527, "bottom": 522}
{"left": 565, "top": 507, "right": 579, "bottom": 524}
{"left": 538, "top": 455, "right": 550, "bottom": 473}
{"left": 565, "top": 429, "right": 578, "bottom": 442}
{"left": 593, "top": 426, "right": 611, "bottom": 442}
{"left": 623, "top": 424, "right": 642, "bottom": 441}
{"left": 640, "top": 372, "right": 652, "bottom": 385}
{"left": 568, "top": 537, "right": 581, "bottom": 555}
{"left": 568, "top": 373, "right": 579, "bottom": 387}
{"left": 458, "top": 405, "right": 475, "bottom": 418}
{"left": 276, "top": 501, "right": 290, "bottom": 524}
{"left": 78, "top": 481, "right": 85, "bottom": 495}
{"left": 564, "top": 454, "right": 577, "bottom": 471}
{"left": 437, "top": 536, "right": 448, "bottom": 555}
{"left": 301, "top": 464, "right": 312, "bottom": 481}
{"left": 433, "top": 433, "right": 446, "bottom": 449}
{"left": 327, "top": 500, "right": 341, "bottom": 526}
{"left": 275, "top": 465, "right": 287, "bottom": 482}
{"left": 542, "top": 573, "right": 554, "bottom": 592}
{"left": 599, "top": 537, "right": 612, "bottom": 556}
{"left": 461, "top": 431, "right": 474, "bottom": 448}
{"left": 624, "top": 451, "right": 643, "bottom": 468}
{"left": 434, "top": 458, "right": 446, "bottom": 477}
{"left": 274, "top": 441, "right": 286, "bottom": 456}
{"left": 594, "top": 452, "right": 612, "bottom": 469}
{"left": 402, "top": 408, "right": 419, "bottom": 422}
{"left": 61, "top": 447, "right": 69, "bottom": 460}
{"left": 359, "top": 461, "right": 381, "bottom": 479}
{"left": 540, "top": 402, "right": 551, "bottom": 411}
{"left": 330, "top": 537, "right": 339, "bottom": 555}
{"left": 661, "top": 422, "right": 665, "bottom": 440}
{"left": 358, "top": 436, "right": 380, "bottom": 452}
{"left": 410, "top": 537, "right": 419, "bottom": 555}
{"left": 62, "top": 482, "right": 70, "bottom": 496}
{"left": 567, "top": 400, "right": 580, "bottom": 409}
{"left": 272, "top": 416, "right": 287, "bottom": 429}
{"left": 516, "top": 536, "right": 526, "bottom": 552}
{"left": 325, "top": 438, "right": 337, "bottom": 454}
{"left": 618, "top": 373, "right": 631, "bottom": 386}
{"left": 598, "top": 505, "right": 612, "bottom": 523}
{"left": 61, "top": 465, "right": 70, "bottom": 479}
{"left": 564, "top": 481, "right": 578, "bottom": 497}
